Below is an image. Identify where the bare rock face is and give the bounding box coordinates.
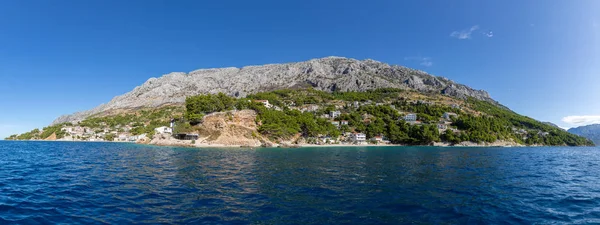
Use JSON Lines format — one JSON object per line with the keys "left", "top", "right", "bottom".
{"left": 197, "top": 110, "right": 266, "bottom": 147}
{"left": 52, "top": 56, "right": 495, "bottom": 124}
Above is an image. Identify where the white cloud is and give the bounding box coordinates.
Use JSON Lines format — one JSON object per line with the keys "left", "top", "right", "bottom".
{"left": 450, "top": 25, "right": 479, "bottom": 39}
{"left": 484, "top": 31, "right": 493, "bottom": 37}
{"left": 561, "top": 115, "right": 600, "bottom": 127}
{"left": 420, "top": 60, "right": 433, "bottom": 67}
{"left": 404, "top": 57, "right": 433, "bottom": 67}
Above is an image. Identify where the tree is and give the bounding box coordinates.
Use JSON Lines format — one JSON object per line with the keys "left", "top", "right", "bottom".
{"left": 366, "top": 118, "right": 386, "bottom": 138}
{"left": 105, "top": 133, "right": 116, "bottom": 141}
{"left": 441, "top": 129, "right": 457, "bottom": 143}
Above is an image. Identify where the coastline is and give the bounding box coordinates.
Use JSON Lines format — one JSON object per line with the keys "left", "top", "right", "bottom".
{"left": 1, "top": 139, "right": 559, "bottom": 148}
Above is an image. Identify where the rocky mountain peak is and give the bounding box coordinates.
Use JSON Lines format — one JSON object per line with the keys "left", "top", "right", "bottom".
{"left": 52, "top": 56, "right": 494, "bottom": 125}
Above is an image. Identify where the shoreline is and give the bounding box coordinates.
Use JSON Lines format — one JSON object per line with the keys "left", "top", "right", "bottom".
{"left": 2, "top": 139, "right": 563, "bottom": 148}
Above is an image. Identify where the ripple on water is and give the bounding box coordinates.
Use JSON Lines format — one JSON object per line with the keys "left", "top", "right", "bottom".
{"left": 1, "top": 142, "right": 600, "bottom": 224}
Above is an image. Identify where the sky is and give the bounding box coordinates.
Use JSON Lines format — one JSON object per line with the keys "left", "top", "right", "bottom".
{"left": 0, "top": 0, "right": 599, "bottom": 138}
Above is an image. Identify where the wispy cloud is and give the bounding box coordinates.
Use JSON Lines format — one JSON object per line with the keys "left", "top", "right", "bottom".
{"left": 420, "top": 60, "right": 433, "bottom": 67}
{"left": 404, "top": 57, "right": 433, "bottom": 67}
{"left": 483, "top": 31, "right": 493, "bottom": 38}
{"left": 561, "top": 115, "right": 600, "bottom": 127}
{"left": 450, "top": 25, "right": 479, "bottom": 39}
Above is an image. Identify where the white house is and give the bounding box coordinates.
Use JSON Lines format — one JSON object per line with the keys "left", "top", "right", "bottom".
{"left": 340, "top": 120, "right": 349, "bottom": 126}
{"left": 437, "top": 124, "right": 448, "bottom": 130}
{"left": 254, "top": 100, "right": 272, "bottom": 108}
{"left": 331, "top": 121, "right": 340, "bottom": 127}
{"left": 129, "top": 134, "right": 147, "bottom": 142}
{"left": 118, "top": 134, "right": 128, "bottom": 142}
{"left": 301, "top": 104, "right": 320, "bottom": 112}
{"left": 443, "top": 112, "right": 458, "bottom": 120}
{"left": 155, "top": 126, "right": 173, "bottom": 134}
{"left": 351, "top": 133, "right": 367, "bottom": 143}
{"left": 370, "top": 135, "right": 384, "bottom": 142}
{"left": 403, "top": 113, "right": 417, "bottom": 121}
{"left": 330, "top": 111, "right": 341, "bottom": 118}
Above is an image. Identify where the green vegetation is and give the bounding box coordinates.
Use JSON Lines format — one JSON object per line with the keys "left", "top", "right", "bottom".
{"left": 182, "top": 88, "right": 594, "bottom": 146}
{"left": 76, "top": 106, "right": 182, "bottom": 138}
{"left": 80, "top": 106, "right": 182, "bottom": 130}
{"left": 461, "top": 98, "right": 593, "bottom": 146}
{"left": 6, "top": 124, "right": 67, "bottom": 140}
{"left": 185, "top": 93, "right": 238, "bottom": 124}
{"left": 6, "top": 106, "right": 183, "bottom": 141}
{"left": 40, "top": 124, "right": 67, "bottom": 139}
{"left": 7, "top": 88, "right": 593, "bottom": 147}
{"left": 105, "top": 133, "right": 116, "bottom": 141}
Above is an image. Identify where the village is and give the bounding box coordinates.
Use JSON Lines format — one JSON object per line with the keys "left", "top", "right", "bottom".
{"left": 11, "top": 87, "right": 558, "bottom": 148}
{"left": 47, "top": 98, "right": 461, "bottom": 146}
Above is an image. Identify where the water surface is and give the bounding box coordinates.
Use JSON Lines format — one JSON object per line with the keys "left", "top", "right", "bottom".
{"left": 1, "top": 141, "right": 599, "bottom": 224}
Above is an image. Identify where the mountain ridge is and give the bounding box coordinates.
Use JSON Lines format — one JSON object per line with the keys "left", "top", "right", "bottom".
{"left": 52, "top": 56, "right": 496, "bottom": 125}
{"left": 568, "top": 124, "right": 600, "bottom": 145}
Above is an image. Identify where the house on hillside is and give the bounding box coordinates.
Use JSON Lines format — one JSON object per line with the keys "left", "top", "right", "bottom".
{"left": 330, "top": 111, "right": 341, "bottom": 118}
{"left": 443, "top": 112, "right": 458, "bottom": 120}
{"left": 300, "top": 104, "right": 320, "bottom": 112}
{"left": 118, "top": 134, "right": 128, "bottom": 142}
{"left": 437, "top": 124, "right": 448, "bottom": 132}
{"left": 129, "top": 134, "right": 147, "bottom": 142}
{"left": 331, "top": 121, "right": 340, "bottom": 127}
{"left": 155, "top": 126, "right": 173, "bottom": 134}
{"left": 254, "top": 100, "right": 272, "bottom": 108}
{"left": 61, "top": 127, "right": 73, "bottom": 133}
{"left": 350, "top": 133, "right": 366, "bottom": 143}
{"left": 370, "top": 135, "right": 384, "bottom": 142}
{"left": 403, "top": 114, "right": 417, "bottom": 121}
{"left": 340, "top": 120, "right": 349, "bottom": 126}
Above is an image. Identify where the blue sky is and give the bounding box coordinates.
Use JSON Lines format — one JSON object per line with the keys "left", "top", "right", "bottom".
{"left": 1, "top": 0, "right": 599, "bottom": 137}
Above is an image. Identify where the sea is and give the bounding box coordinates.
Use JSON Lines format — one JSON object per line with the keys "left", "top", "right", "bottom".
{"left": 1, "top": 141, "right": 599, "bottom": 224}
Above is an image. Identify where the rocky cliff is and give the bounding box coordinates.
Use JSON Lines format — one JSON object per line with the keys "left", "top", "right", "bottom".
{"left": 52, "top": 56, "right": 494, "bottom": 124}
{"left": 149, "top": 110, "right": 269, "bottom": 147}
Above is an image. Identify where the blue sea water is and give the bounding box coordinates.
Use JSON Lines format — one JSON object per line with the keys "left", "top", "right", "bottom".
{"left": 1, "top": 141, "right": 600, "bottom": 224}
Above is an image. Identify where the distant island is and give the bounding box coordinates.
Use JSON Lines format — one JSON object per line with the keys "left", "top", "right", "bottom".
{"left": 5, "top": 57, "right": 594, "bottom": 147}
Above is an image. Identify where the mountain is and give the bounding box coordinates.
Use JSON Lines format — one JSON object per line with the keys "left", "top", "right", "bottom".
{"left": 52, "top": 56, "right": 495, "bottom": 125}
{"left": 542, "top": 122, "right": 561, "bottom": 129}
{"left": 568, "top": 124, "right": 600, "bottom": 145}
